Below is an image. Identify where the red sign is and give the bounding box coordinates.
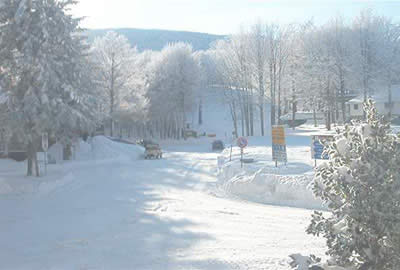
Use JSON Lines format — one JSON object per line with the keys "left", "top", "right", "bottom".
{"left": 237, "top": 137, "right": 248, "bottom": 148}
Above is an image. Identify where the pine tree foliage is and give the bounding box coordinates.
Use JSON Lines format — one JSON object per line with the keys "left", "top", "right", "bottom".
{"left": 307, "top": 100, "right": 400, "bottom": 269}
{"left": 0, "top": 0, "right": 97, "bottom": 175}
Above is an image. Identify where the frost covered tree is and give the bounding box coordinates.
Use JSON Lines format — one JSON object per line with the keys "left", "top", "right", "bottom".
{"left": 374, "top": 17, "right": 400, "bottom": 120}
{"left": 249, "top": 22, "right": 269, "bottom": 135}
{"left": 146, "top": 43, "right": 199, "bottom": 139}
{"left": 307, "top": 100, "right": 400, "bottom": 269}
{"left": 90, "top": 31, "right": 137, "bottom": 136}
{"left": 0, "top": 0, "right": 97, "bottom": 176}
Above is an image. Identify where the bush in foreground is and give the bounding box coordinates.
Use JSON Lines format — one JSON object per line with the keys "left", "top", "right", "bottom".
{"left": 307, "top": 100, "right": 400, "bottom": 269}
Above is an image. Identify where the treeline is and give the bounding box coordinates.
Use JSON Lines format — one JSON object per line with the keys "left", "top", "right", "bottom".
{"left": 0, "top": 0, "right": 201, "bottom": 175}
{"left": 1, "top": 1, "right": 400, "bottom": 175}
{"left": 89, "top": 32, "right": 201, "bottom": 140}
{"left": 90, "top": 10, "right": 400, "bottom": 140}
{"left": 201, "top": 11, "right": 400, "bottom": 135}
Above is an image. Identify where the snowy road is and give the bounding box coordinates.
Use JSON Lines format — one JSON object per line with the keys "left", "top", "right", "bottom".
{"left": 0, "top": 142, "right": 325, "bottom": 269}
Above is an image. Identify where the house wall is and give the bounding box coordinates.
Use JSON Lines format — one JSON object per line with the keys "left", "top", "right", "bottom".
{"left": 348, "top": 101, "right": 400, "bottom": 118}
{"left": 348, "top": 103, "right": 364, "bottom": 118}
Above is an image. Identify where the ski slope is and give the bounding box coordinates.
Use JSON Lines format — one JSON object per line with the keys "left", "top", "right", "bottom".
{"left": 0, "top": 137, "right": 325, "bottom": 269}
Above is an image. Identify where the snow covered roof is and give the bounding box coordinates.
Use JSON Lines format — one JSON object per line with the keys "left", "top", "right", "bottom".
{"left": 347, "top": 96, "right": 364, "bottom": 104}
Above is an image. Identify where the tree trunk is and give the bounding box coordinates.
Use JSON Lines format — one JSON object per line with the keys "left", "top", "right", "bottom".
{"left": 241, "top": 106, "right": 245, "bottom": 137}
{"left": 388, "top": 84, "right": 392, "bottom": 120}
{"left": 291, "top": 79, "right": 296, "bottom": 130}
{"left": 270, "top": 64, "right": 276, "bottom": 126}
{"left": 27, "top": 141, "right": 34, "bottom": 176}
{"left": 313, "top": 106, "right": 317, "bottom": 127}
{"left": 259, "top": 74, "right": 265, "bottom": 136}
{"left": 260, "top": 105, "right": 265, "bottom": 136}
{"left": 198, "top": 98, "right": 203, "bottom": 125}
{"left": 110, "top": 53, "right": 115, "bottom": 137}
{"left": 326, "top": 79, "right": 332, "bottom": 131}
{"left": 340, "top": 71, "right": 346, "bottom": 123}
{"left": 245, "top": 103, "right": 250, "bottom": 136}
{"left": 277, "top": 74, "right": 282, "bottom": 125}
{"left": 27, "top": 139, "right": 39, "bottom": 177}
{"left": 250, "top": 102, "right": 254, "bottom": 136}
{"left": 292, "top": 100, "right": 296, "bottom": 131}
{"left": 34, "top": 150, "right": 39, "bottom": 177}
{"left": 229, "top": 100, "right": 239, "bottom": 139}
{"left": 326, "top": 111, "right": 331, "bottom": 131}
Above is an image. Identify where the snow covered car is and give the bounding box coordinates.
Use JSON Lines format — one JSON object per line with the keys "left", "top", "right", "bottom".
{"left": 212, "top": 140, "right": 224, "bottom": 151}
{"left": 144, "top": 144, "right": 162, "bottom": 159}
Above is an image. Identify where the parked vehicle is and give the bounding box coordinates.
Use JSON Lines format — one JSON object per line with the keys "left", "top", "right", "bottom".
{"left": 212, "top": 140, "right": 224, "bottom": 151}
{"left": 144, "top": 144, "right": 162, "bottom": 159}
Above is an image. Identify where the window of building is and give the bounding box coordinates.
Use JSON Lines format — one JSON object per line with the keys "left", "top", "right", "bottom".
{"left": 354, "top": 104, "right": 359, "bottom": 110}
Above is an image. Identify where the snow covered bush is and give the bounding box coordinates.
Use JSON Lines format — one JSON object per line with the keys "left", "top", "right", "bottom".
{"left": 307, "top": 100, "right": 400, "bottom": 269}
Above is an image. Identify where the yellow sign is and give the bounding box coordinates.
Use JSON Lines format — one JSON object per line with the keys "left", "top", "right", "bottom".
{"left": 272, "top": 126, "right": 286, "bottom": 145}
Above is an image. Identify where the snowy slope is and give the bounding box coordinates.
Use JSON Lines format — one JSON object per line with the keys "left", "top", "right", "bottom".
{"left": 187, "top": 86, "right": 271, "bottom": 140}
{"left": 76, "top": 136, "right": 144, "bottom": 161}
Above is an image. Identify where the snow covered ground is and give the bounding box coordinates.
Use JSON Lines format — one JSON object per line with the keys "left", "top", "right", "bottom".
{"left": 0, "top": 135, "right": 326, "bottom": 269}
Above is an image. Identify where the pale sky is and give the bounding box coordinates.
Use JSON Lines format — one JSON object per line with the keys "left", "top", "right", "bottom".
{"left": 71, "top": 0, "right": 400, "bottom": 35}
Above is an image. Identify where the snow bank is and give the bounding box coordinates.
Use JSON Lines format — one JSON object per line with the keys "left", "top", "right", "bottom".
{"left": 0, "top": 136, "right": 144, "bottom": 195}
{"left": 76, "top": 136, "right": 144, "bottom": 161}
{"left": 217, "top": 143, "right": 324, "bottom": 210}
{"left": 48, "top": 136, "right": 144, "bottom": 163}
{"left": 220, "top": 167, "right": 323, "bottom": 210}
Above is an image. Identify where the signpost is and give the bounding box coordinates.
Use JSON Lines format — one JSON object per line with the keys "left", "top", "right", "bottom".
{"left": 272, "top": 125, "right": 287, "bottom": 167}
{"left": 237, "top": 136, "right": 248, "bottom": 168}
{"left": 311, "top": 135, "right": 334, "bottom": 166}
{"left": 41, "top": 133, "right": 48, "bottom": 176}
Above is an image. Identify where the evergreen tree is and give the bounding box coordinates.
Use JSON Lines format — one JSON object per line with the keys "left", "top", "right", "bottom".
{"left": 0, "top": 0, "right": 97, "bottom": 176}
{"left": 307, "top": 100, "right": 400, "bottom": 269}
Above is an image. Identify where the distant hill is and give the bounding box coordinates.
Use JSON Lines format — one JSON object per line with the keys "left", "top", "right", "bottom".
{"left": 86, "top": 28, "right": 225, "bottom": 51}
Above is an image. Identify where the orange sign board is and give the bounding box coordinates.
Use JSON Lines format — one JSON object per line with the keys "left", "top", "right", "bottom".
{"left": 272, "top": 126, "right": 286, "bottom": 145}
{"left": 272, "top": 125, "right": 287, "bottom": 163}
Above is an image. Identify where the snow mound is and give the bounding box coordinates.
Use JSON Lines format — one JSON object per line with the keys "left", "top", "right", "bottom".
{"left": 220, "top": 168, "right": 323, "bottom": 210}
{"left": 76, "top": 136, "right": 144, "bottom": 161}
{"left": 217, "top": 144, "right": 324, "bottom": 210}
